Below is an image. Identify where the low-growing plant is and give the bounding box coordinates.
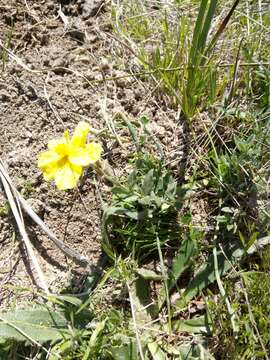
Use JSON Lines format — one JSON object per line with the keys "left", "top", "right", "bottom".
{"left": 102, "top": 153, "right": 184, "bottom": 262}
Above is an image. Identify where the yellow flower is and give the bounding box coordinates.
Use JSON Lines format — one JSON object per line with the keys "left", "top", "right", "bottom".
{"left": 38, "top": 122, "right": 103, "bottom": 190}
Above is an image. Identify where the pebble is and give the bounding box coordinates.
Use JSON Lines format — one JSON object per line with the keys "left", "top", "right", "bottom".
{"left": 52, "top": 58, "right": 69, "bottom": 74}
{"left": 82, "top": 0, "right": 105, "bottom": 19}
{"left": 0, "top": 90, "right": 10, "bottom": 102}
{"left": 99, "top": 58, "right": 110, "bottom": 71}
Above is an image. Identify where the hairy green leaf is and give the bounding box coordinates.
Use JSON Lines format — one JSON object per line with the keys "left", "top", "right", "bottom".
{"left": 0, "top": 308, "right": 68, "bottom": 343}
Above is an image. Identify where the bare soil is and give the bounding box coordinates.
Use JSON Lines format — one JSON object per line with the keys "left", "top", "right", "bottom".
{"left": 0, "top": 0, "right": 185, "bottom": 307}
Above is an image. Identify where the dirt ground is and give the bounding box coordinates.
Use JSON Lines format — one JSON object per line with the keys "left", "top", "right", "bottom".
{"left": 0, "top": 0, "right": 185, "bottom": 307}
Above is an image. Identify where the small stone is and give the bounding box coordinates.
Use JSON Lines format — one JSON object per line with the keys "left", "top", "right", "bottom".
{"left": 0, "top": 90, "right": 10, "bottom": 102}
{"left": 82, "top": 0, "right": 105, "bottom": 19}
{"left": 68, "top": 29, "right": 85, "bottom": 43}
{"left": 99, "top": 58, "right": 110, "bottom": 71}
{"left": 52, "top": 58, "right": 69, "bottom": 75}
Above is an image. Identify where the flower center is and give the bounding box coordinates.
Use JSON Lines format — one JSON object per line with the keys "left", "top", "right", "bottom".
{"left": 58, "top": 156, "right": 69, "bottom": 167}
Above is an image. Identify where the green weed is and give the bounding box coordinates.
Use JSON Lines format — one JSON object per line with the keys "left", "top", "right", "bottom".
{"left": 112, "top": 0, "right": 239, "bottom": 119}
{"left": 0, "top": 203, "right": 9, "bottom": 217}
{"left": 209, "top": 271, "right": 270, "bottom": 359}
{"left": 102, "top": 153, "right": 184, "bottom": 262}
{"left": 21, "top": 180, "right": 35, "bottom": 198}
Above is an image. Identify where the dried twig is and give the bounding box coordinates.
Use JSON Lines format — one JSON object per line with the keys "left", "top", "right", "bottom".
{"left": 0, "top": 159, "right": 89, "bottom": 266}
{"left": 0, "top": 165, "right": 49, "bottom": 294}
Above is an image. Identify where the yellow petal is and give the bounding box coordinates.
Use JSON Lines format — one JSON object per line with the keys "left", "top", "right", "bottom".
{"left": 54, "top": 162, "right": 82, "bottom": 190}
{"left": 85, "top": 143, "right": 103, "bottom": 164}
{"left": 48, "top": 137, "right": 66, "bottom": 150}
{"left": 48, "top": 140, "right": 69, "bottom": 157}
{"left": 38, "top": 151, "right": 61, "bottom": 169}
{"left": 70, "top": 163, "right": 83, "bottom": 180}
{"left": 69, "top": 147, "right": 94, "bottom": 166}
{"left": 71, "top": 121, "right": 90, "bottom": 147}
{"left": 64, "top": 130, "right": 70, "bottom": 143}
{"left": 43, "top": 163, "right": 58, "bottom": 181}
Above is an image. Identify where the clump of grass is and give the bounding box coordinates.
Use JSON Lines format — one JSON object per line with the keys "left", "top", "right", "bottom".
{"left": 208, "top": 271, "right": 270, "bottom": 359}
{"left": 112, "top": 0, "right": 240, "bottom": 119}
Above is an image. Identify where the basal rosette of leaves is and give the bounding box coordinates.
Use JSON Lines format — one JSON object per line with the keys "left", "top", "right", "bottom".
{"left": 102, "top": 154, "right": 183, "bottom": 262}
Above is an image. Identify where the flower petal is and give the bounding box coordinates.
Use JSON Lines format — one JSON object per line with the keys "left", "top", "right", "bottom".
{"left": 48, "top": 138, "right": 66, "bottom": 150}
{"left": 69, "top": 147, "right": 95, "bottom": 166}
{"left": 48, "top": 139, "right": 69, "bottom": 157}
{"left": 38, "top": 150, "right": 62, "bottom": 169}
{"left": 71, "top": 121, "right": 90, "bottom": 147}
{"left": 43, "top": 163, "right": 58, "bottom": 181}
{"left": 85, "top": 143, "right": 103, "bottom": 163}
{"left": 54, "top": 162, "right": 82, "bottom": 190}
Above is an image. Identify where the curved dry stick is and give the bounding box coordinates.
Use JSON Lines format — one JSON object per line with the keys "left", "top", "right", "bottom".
{"left": 0, "top": 170, "right": 49, "bottom": 294}
{"left": 0, "top": 160, "right": 89, "bottom": 266}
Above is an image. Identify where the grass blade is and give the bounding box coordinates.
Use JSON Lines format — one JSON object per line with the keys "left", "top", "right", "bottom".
{"left": 198, "top": 0, "right": 218, "bottom": 57}
{"left": 189, "top": 0, "right": 209, "bottom": 66}
{"left": 0, "top": 161, "right": 49, "bottom": 294}
{"left": 205, "top": 0, "right": 240, "bottom": 58}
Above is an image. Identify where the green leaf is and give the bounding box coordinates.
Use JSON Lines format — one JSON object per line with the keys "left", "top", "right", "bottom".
{"left": 48, "top": 294, "right": 82, "bottom": 308}
{"left": 167, "top": 238, "right": 197, "bottom": 292}
{"left": 175, "top": 241, "right": 245, "bottom": 310}
{"left": 148, "top": 342, "right": 167, "bottom": 360}
{"left": 89, "top": 320, "right": 106, "bottom": 348}
{"left": 124, "top": 210, "right": 139, "bottom": 220}
{"left": 198, "top": 0, "right": 217, "bottom": 57}
{"left": 158, "top": 237, "right": 197, "bottom": 309}
{"left": 0, "top": 308, "right": 68, "bottom": 343}
{"left": 50, "top": 339, "right": 75, "bottom": 360}
{"left": 109, "top": 339, "right": 140, "bottom": 360}
{"left": 171, "top": 314, "right": 212, "bottom": 335}
{"left": 139, "top": 116, "right": 150, "bottom": 126}
{"left": 111, "top": 186, "right": 130, "bottom": 196}
{"left": 133, "top": 276, "right": 154, "bottom": 324}
{"left": 142, "top": 169, "right": 155, "bottom": 195}
{"left": 136, "top": 268, "right": 164, "bottom": 281}
{"left": 178, "top": 343, "right": 215, "bottom": 360}
{"left": 123, "top": 117, "right": 140, "bottom": 150}
{"left": 128, "top": 170, "right": 137, "bottom": 186}
{"left": 189, "top": 0, "right": 208, "bottom": 66}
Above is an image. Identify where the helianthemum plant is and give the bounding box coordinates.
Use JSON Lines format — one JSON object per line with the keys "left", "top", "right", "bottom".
{"left": 38, "top": 121, "right": 103, "bottom": 190}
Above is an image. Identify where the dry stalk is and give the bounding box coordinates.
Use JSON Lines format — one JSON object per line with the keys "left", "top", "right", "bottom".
{"left": 0, "top": 159, "right": 89, "bottom": 266}
{"left": 0, "top": 165, "right": 49, "bottom": 294}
